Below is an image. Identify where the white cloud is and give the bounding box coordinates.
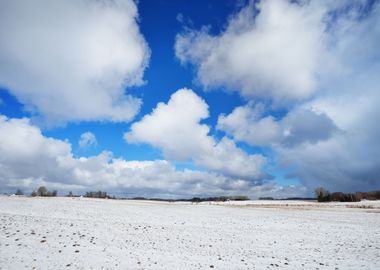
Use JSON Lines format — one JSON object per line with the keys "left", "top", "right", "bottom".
{"left": 125, "top": 89, "right": 266, "bottom": 180}
{"left": 218, "top": 103, "right": 337, "bottom": 147}
{"left": 217, "top": 103, "right": 281, "bottom": 146}
{"left": 276, "top": 1, "right": 380, "bottom": 192}
{"left": 125, "top": 89, "right": 211, "bottom": 161}
{"left": 175, "top": 0, "right": 330, "bottom": 101}
{"left": 278, "top": 74, "right": 380, "bottom": 192}
{"left": 79, "top": 132, "right": 97, "bottom": 149}
{"left": 0, "top": 0, "right": 150, "bottom": 125}
{"left": 0, "top": 115, "right": 73, "bottom": 184}
{"left": 0, "top": 115, "right": 303, "bottom": 198}
{"left": 176, "top": 13, "right": 184, "bottom": 23}
{"left": 216, "top": 0, "right": 380, "bottom": 192}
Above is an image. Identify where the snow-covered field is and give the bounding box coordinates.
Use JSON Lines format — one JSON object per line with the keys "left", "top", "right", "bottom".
{"left": 1, "top": 197, "right": 379, "bottom": 269}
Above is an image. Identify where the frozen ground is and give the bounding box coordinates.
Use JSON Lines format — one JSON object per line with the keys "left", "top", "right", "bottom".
{"left": 0, "top": 197, "right": 379, "bottom": 270}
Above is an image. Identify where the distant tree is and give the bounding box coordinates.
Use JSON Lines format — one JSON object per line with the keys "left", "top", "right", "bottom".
{"left": 232, "top": 196, "right": 249, "bottom": 201}
{"left": 315, "top": 187, "right": 331, "bottom": 202}
{"left": 15, "top": 189, "right": 24, "bottom": 196}
{"left": 37, "top": 186, "right": 47, "bottom": 196}
{"left": 355, "top": 190, "right": 380, "bottom": 200}
{"left": 331, "top": 192, "right": 343, "bottom": 201}
{"left": 29, "top": 186, "right": 57, "bottom": 197}
{"left": 84, "top": 190, "right": 108, "bottom": 199}
{"left": 259, "top": 197, "right": 274, "bottom": 200}
{"left": 331, "top": 192, "right": 361, "bottom": 202}
{"left": 67, "top": 191, "right": 74, "bottom": 197}
{"left": 191, "top": 197, "right": 201, "bottom": 203}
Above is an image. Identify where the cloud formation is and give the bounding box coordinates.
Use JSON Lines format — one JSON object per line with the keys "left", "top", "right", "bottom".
{"left": 175, "top": 0, "right": 329, "bottom": 101}
{"left": 209, "top": 0, "right": 380, "bottom": 191}
{"left": 218, "top": 103, "right": 338, "bottom": 147}
{"left": 125, "top": 89, "right": 266, "bottom": 180}
{"left": 276, "top": 1, "right": 380, "bottom": 191}
{"left": 0, "top": 115, "right": 303, "bottom": 198}
{"left": 79, "top": 132, "right": 97, "bottom": 149}
{"left": 0, "top": 0, "right": 150, "bottom": 125}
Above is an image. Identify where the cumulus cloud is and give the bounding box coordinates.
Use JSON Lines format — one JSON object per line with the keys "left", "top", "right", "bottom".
{"left": 0, "top": 0, "right": 150, "bottom": 125}
{"left": 218, "top": 103, "right": 338, "bottom": 147}
{"left": 175, "top": 0, "right": 330, "bottom": 101}
{"left": 0, "top": 115, "right": 302, "bottom": 198}
{"left": 277, "top": 2, "right": 380, "bottom": 191}
{"left": 217, "top": 103, "right": 281, "bottom": 146}
{"left": 216, "top": 0, "right": 380, "bottom": 191}
{"left": 279, "top": 74, "right": 380, "bottom": 192}
{"left": 125, "top": 89, "right": 266, "bottom": 180}
{"left": 79, "top": 132, "right": 97, "bottom": 149}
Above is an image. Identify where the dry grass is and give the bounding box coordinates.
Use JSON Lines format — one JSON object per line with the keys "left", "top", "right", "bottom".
{"left": 346, "top": 205, "right": 374, "bottom": 209}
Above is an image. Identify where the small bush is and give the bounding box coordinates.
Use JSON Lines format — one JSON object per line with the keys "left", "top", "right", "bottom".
{"left": 15, "top": 189, "right": 24, "bottom": 196}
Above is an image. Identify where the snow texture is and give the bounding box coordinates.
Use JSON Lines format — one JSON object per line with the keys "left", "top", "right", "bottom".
{"left": 1, "top": 197, "right": 379, "bottom": 269}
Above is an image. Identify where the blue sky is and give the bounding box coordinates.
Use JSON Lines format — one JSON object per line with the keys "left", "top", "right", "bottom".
{"left": 0, "top": 0, "right": 379, "bottom": 197}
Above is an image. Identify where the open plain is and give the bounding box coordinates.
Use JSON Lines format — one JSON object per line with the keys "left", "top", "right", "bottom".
{"left": 1, "top": 196, "right": 379, "bottom": 269}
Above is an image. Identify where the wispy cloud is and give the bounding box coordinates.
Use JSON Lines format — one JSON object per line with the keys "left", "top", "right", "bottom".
{"left": 78, "top": 132, "right": 97, "bottom": 150}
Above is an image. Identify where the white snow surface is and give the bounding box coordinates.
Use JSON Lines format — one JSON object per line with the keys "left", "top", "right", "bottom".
{"left": 0, "top": 196, "right": 379, "bottom": 269}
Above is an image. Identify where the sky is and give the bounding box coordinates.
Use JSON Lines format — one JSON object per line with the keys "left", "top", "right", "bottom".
{"left": 0, "top": 0, "right": 379, "bottom": 198}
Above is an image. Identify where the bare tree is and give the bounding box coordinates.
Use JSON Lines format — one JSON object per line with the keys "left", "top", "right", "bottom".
{"left": 315, "top": 187, "right": 331, "bottom": 202}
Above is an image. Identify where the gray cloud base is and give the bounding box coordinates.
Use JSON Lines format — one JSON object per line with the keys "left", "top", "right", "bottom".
{"left": 177, "top": 0, "right": 380, "bottom": 192}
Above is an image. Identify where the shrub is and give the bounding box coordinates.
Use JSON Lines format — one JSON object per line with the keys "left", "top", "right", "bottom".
{"left": 15, "top": 189, "right": 24, "bottom": 196}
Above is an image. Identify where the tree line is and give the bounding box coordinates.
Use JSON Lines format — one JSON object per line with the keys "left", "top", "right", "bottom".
{"left": 13, "top": 186, "right": 380, "bottom": 202}
{"left": 13, "top": 187, "right": 249, "bottom": 201}
{"left": 315, "top": 187, "right": 380, "bottom": 202}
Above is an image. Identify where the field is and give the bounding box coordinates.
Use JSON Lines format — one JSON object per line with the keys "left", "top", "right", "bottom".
{"left": 1, "top": 196, "right": 379, "bottom": 269}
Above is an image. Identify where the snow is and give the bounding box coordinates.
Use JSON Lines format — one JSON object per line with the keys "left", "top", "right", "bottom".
{"left": 1, "top": 197, "right": 379, "bottom": 269}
